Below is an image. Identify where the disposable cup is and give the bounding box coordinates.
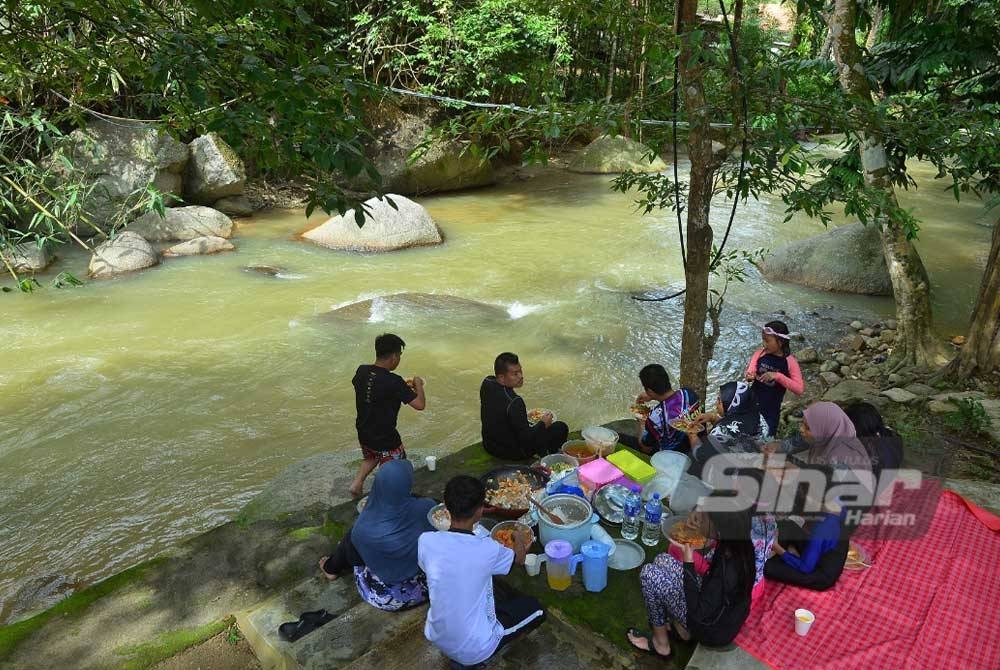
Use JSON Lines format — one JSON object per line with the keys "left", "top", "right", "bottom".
{"left": 425, "top": 456, "right": 437, "bottom": 471}
{"left": 524, "top": 554, "right": 542, "bottom": 576}
{"left": 794, "top": 608, "right": 815, "bottom": 636}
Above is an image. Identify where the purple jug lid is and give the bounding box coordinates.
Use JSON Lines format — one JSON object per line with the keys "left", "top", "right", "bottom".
{"left": 544, "top": 539, "right": 573, "bottom": 559}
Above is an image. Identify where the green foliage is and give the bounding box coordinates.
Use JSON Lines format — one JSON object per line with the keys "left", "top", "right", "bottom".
{"left": 943, "top": 398, "right": 993, "bottom": 437}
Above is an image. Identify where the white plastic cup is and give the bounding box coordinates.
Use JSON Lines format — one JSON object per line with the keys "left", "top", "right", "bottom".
{"left": 425, "top": 455, "right": 437, "bottom": 471}
{"left": 794, "top": 608, "right": 815, "bottom": 636}
{"left": 524, "top": 553, "right": 543, "bottom": 576}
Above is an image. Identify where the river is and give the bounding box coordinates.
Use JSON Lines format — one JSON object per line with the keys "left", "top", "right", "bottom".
{"left": 0, "top": 157, "right": 991, "bottom": 623}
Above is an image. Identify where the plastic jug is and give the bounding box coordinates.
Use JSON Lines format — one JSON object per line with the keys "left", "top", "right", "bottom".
{"left": 543, "top": 540, "right": 574, "bottom": 591}
{"left": 572, "top": 539, "right": 610, "bottom": 592}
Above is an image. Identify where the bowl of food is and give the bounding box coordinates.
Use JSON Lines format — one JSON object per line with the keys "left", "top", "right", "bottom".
{"left": 666, "top": 517, "right": 711, "bottom": 550}
{"left": 427, "top": 503, "right": 451, "bottom": 531}
{"left": 844, "top": 542, "right": 871, "bottom": 571}
{"left": 539, "top": 453, "right": 579, "bottom": 480}
{"left": 582, "top": 426, "right": 619, "bottom": 456}
{"left": 480, "top": 466, "right": 549, "bottom": 517}
{"left": 561, "top": 440, "right": 598, "bottom": 464}
{"left": 527, "top": 408, "right": 556, "bottom": 426}
{"left": 490, "top": 520, "right": 535, "bottom": 550}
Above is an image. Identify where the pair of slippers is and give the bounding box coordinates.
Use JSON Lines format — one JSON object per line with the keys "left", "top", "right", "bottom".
{"left": 626, "top": 626, "right": 672, "bottom": 660}
{"left": 278, "top": 609, "right": 336, "bottom": 642}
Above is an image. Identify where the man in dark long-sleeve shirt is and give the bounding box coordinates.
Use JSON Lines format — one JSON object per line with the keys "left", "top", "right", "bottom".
{"left": 480, "top": 352, "right": 568, "bottom": 460}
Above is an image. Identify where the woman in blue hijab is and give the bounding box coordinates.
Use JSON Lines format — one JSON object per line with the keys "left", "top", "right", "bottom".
{"left": 320, "top": 460, "right": 435, "bottom": 611}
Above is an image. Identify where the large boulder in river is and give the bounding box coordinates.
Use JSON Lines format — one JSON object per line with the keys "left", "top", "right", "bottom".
{"left": 129, "top": 206, "right": 234, "bottom": 241}
{"left": 356, "top": 104, "right": 494, "bottom": 195}
{"left": 162, "top": 236, "right": 235, "bottom": 257}
{"left": 328, "top": 292, "right": 509, "bottom": 322}
{"left": 63, "top": 119, "right": 188, "bottom": 233}
{"left": 568, "top": 135, "right": 667, "bottom": 174}
{"left": 1, "top": 242, "right": 53, "bottom": 272}
{"left": 759, "top": 223, "right": 893, "bottom": 295}
{"left": 301, "top": 195, "right": 442, "bottom": 252}
{"left": 88, "top": 231, "right": 158, "bottom": 278}
{"left": 184, "top": 133, "right": 247, "bottom": 204}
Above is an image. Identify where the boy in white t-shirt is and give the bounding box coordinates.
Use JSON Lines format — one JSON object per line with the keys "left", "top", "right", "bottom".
{"left": 418, "top": 476, "right": 545, "bottom": 668}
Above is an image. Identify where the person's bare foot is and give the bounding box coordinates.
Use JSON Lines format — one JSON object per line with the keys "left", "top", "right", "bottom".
{"left": 318, "top": 557, "right": 338, "bottom": 580}
{"left": 672, "top": 621, "right": 691, "bottom": 641}
{"left": 627, "top": 629, "right": 671, "bottom": 657}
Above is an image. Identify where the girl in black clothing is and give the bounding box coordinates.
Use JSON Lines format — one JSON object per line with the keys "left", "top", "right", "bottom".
{"left": 627, "top": 509, "right": 755, "bottom": 658}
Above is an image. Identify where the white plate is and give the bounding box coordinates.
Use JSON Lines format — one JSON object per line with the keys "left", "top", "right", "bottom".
{"left": 527, "top": 408, "right": 556, "bottom": 426}
{"left": 608, "top": 539, "right": 645, "bottom": 570}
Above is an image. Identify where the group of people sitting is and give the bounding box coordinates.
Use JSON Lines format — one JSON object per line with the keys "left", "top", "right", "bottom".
{"left": 328, "top": 326, "right": 903, "bottom": 666}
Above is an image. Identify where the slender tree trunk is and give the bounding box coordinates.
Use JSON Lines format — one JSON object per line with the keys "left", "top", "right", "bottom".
{"left": 676, "top": 0, "right": 723, "bottom": 401}
{"left": 948, "top": 216, "right": 1000, "bottom": 378}
{"left": 605, "top": 32, "right": 618, "bottom": 103}
{"left": 829, "top": 0, "right": 937, "bottom": 369}
{"left": 636, "top": 0, "right": 650, "bottom": 142}
{"left": 865, "top": 5, "right": 884, "bottom": 50}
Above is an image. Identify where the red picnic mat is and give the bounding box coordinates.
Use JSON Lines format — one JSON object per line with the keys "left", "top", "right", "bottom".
{"left": 735, "top": 482, "right": 1000, "bottom": 669}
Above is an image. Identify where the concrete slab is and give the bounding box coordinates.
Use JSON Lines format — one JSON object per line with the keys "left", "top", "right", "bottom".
{"left": 945, "top": 478, "right": 1000, "bottom": 515}
{"left": 685, "top": 644, "right": 767, "bottom": 670}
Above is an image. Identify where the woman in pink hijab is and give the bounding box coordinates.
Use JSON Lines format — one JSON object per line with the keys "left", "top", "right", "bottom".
{"left": 800, "top": 402, "right": 872, "bottom": 471}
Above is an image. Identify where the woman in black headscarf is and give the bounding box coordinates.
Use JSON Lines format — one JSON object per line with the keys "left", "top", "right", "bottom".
{"left": 686, "top": 381, "right": 768, "bottom": 477}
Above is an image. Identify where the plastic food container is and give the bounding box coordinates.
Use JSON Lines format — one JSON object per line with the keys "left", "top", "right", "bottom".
{"left": 650, "top": 451, "right": 691, "bottom": 481}
{"left": 642, "top": 474, "right": 678, "bottom": 502}
{"left": 577, "top": 458, "right": 624, "bottom": 498}
{"left": 669, "top": 474, "right": 714, "bottom": 513}
{"left": 607, "top": 449, "right": 657, "bottom": 485}
{"left": 582, "top": 426, "right": 619, "bottom": 457}
{"left": 533, "top": 493, "right": 599, "bottom": 551}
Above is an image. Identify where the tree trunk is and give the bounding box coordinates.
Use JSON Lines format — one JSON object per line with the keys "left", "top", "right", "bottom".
{"left": 865, "top": 5, "right": 884, "bottom": 50}
{"left": 948, "top": 217, "right": 1000, "bottom": 378}
{"left": 676, "top": 0, "right": 722, "bottom": 402}
{"left": 829, "top": 0, "right": 937, "bottom": 368}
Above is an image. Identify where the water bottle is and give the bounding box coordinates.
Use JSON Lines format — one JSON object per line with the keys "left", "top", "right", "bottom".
{"left": 621, "top": 491, "right": 642, "bottom": 540}
{"left": 641, "top": 493, "right": 663, "bottom": 546}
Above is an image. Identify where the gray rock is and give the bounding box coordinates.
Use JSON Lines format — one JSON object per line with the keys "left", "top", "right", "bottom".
{"left": 213, "top": 195, "right": 255, "bottom": 217}
{"left": 860, "top": 327, "right": 874, "bottom": 337}
{"left": 130, "top": 206, "right": 234, "bottom": 241}
{"left": 880, "top": 329, "right": 896, "bottom": 344}
{"left": 850, "top": 320, "right": 864, "bottom": 330}
{"left": 861, "top": 366, "right": 882, "bottom": 380}
{"left": 327, "top": 292, "right": 509, "bottom": 322}
{"left": 62, "top": 119, "right": 188, "bottom": 232}
{"left": 758, "top": 223, "right": 893, "bottom": 295}
{"left": 184, "top": 133, "right": 246, "bottom": 204}
{"left": 568, "top": 135, "right": 668, "bottom": 174}
{"left": 929, "top": 391, "right": 986, "bottom": 405}
{"left": 240, "top": 453, "right": 358, "bottom": 522}
{"left": 835, "top": 352, "right": 850, "bottom": 365}
{"left": 162, "top": 236, "right": 235, "bottom": 256}
{"left": 244, "top": 265, "right": 286, "bottom": 277}
{"left": 822, "top": 379, "right": 878, "bottom": 404}
{"left": 904, "top": 383, "right": 936, "bottom": 397}
{"left": 928, "top": 399, "right": 954, "bottom": 414}
{"left": 301, "top": 194, "right": 442, "bottom": 252}
{"left": 820, "top": 360, "right": 841, "bottom": 373}
{"left": 886, "top": 319, "right": 898, "bottom": 330}
{"left": 88, "top": 231, "right": 158, "bottom": 278}
{"left": 819, "top": 371, "right": 843, "bottom": 385}
{"left": 881, "top": 387, "right": 918, "bottom": 404}
{"left": 1, "top": 242, "right": 53, "bottom": 271}
{"left": 850, "top": 334, "right": 867, "bottom": 352}
{"left": 864, "top": 336, "right": 881, "bottom": 349}
{"left": 887, "top": 373, "right": 902, "bottom": 385}
{"left": 797, "top": 347, "right": 819, "bottom": 364}
{"left": 356, "top": 105, "right": 494, "bottom": 196}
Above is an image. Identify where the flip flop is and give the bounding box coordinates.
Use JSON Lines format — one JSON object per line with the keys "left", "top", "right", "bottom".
{"left": 626, "top": 627, "right": 672, "bottom": 659}
{"left": 278, "top": 609, "right": 336, "bottom": 643}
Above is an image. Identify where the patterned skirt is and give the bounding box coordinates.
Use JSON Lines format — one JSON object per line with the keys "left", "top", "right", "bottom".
{"left": 354, "top": 566, "right": 428, "bottom": 612}
{"left": 639, "top": 549, "right": 713, "bottom": 628}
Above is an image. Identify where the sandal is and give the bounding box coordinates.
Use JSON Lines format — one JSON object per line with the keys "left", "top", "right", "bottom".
{"left": 626, "top": 627, "right": 672, "bottom": 660}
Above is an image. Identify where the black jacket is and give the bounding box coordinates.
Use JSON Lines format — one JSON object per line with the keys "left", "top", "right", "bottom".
{"left": 683, "top": 549, "right": 752, "bottom": 646}
{"left": 479, "top": 376, "right": 545, "bottom": 459}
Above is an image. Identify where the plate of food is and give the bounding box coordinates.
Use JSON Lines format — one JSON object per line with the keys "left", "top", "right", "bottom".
{"left": 668, "top": 405, "right": 703, "bottom": 433}
{"left": 428, "top": 503, "right": 451, "bottom": 531}
{"left": 480, "top": 466, "right": 549, "bottom": 517}
{"left": 844, "top": 542, "right": 871, "bottom": 571}
{"left": 527, "top": 408, "right": 555, "bottom": 426}
{"left": 667, "top": 517, "right": 710, "bottom": 550}
{"left": 490, "top": 521, "right": 535, "bottom": 550}
{"left": 630, "top": 402, "right": 653, "bottom": 421}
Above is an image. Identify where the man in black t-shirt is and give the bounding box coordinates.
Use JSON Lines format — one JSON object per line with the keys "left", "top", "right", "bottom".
{"left": 349, "top": 333, "right": 426, "bottom": 497}
{"left": 480, "top": 352, "right": 568, "bottom": 460}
